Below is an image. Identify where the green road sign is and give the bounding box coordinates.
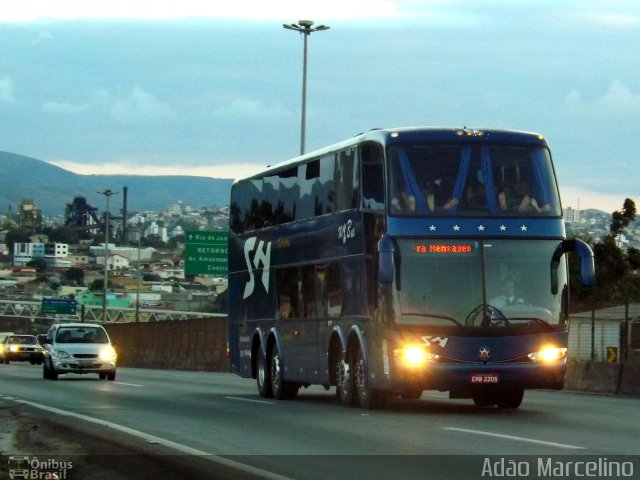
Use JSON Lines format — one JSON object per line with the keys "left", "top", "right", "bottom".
{"left": 42, "top": 298, "right": 77, "bottom": 315}
{"left": 184, "top": 230, "right": 228, "bottom": 275}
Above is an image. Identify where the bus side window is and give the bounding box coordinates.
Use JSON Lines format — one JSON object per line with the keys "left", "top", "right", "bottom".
{"left": 335, "top": 148, "right": 359, "bottom": 211}
{"left": 327, "top": 262, "right": 343, "bottom": 318}
{"left": 276, "top": 268, "right": 299, "bottom": 319}
{"left": 361, "top": 143, "right": 385, "bottom": 211}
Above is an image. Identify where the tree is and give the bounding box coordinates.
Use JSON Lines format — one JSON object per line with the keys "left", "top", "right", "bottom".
{"left": 42, "top": 226, "right": 79, "bottom": 245}
{"left": 4, "top": 226, "right": 31, "bottom": 251}
{"left": 64, "top": 267, "right": 85, "bottom": 286}
{"left": 569, "top": 199, "right": 639, "bottom": 310}
{"left": 610, "top": 198, "right": 636, "bottom": 237}
{"left": 26, "top": 258, "right": 47, "bottom": 273}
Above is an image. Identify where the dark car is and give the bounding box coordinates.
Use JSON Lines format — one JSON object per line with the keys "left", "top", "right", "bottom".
{"left": 0, "top": 335, "right": 44, "bottom": 365}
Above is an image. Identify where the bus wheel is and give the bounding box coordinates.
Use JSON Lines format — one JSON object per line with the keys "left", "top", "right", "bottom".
{"left": 336, "top": 353, "right": 356, "bottom": 406}
{"left": 497, "top": 387, "right": 524, "bottom": 409}
{"left": 354, "top": 348, "right": 387, "bottom": 409}
{"left": 472, "top": 393, "right": 497, "bottom": 407}
{"left": 256, "top": 343, "right": 273, "bottom": 398}
{"left": 270, "top": 349, "right": 299, "bottom": 400}
{"left": 400, "top": 388, "right": 423, "bottom": 400}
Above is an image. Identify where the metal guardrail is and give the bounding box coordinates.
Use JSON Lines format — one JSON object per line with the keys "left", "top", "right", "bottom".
{"left": 0, "top": 299, "right": 225, "bottom": 323}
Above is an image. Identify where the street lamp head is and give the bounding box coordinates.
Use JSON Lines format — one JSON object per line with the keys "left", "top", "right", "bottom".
{"left": 283, "top": 20, "right": 330, "bottom": 34}
{"left": 98, "top": 189, "right": 116, "bottom": 197}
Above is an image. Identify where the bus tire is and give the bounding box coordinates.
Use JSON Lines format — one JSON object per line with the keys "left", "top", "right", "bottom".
{"left": 400, "top": 388, "right": 423, "bottom": 400}
{"left": 496, "top": 387, "right": 524, "bottom": 409}
{"left": 270, "top": 349, "right": 299, "bottom": 400}
{"left": 354, "top": 348, "right": 387, "bottom": 409}
{"left": 336, "top": 352, "right": 356, "bottom": 406}
{"left": 472, "top": 393, "right": 497, "bottom": 407}
{"left": 256, "top": 343, "right": 273, "bottom": 398}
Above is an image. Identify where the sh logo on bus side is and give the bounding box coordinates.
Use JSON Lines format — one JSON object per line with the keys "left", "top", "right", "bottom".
{"left": 243, "top": 237, "right": 272, "bottom": 299}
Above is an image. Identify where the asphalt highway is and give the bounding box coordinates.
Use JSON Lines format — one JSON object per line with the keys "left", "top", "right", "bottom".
{"left": 0, "top": 363, "right": 638, "bottom": 479}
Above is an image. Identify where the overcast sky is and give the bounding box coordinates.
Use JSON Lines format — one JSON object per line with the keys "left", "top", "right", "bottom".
{"left": 1, "top": 0, "right": 639, "bottom": 212}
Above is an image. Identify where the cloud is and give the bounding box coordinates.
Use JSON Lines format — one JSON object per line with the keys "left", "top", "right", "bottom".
{"left": 42, "top": 101, "right": 91, "bottom": 114}
{"left": 578, "top": 11, "right": 640, "bottom": 28}
{"left": 1, "top": 0, "right": 403, "bottom": 21}
{"left": 0, "top": 76, "right": 15, "bottom": 103}
{"left": 563, "top": 80, "right": 640, "bottom": 118}
{"left": 32, "top": 30, "right": 52, "bottom": 44}
{"left": 211, "top": 98, "right": 293, "bottom": 120}
{"left": 47, "top": 157, "right": 263, "bottom": 179}
{"left": 110, "top": 87, "right": 175, "bottom": 125}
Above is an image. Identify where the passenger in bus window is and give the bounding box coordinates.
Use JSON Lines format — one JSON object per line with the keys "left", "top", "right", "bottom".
{"left": 424, "top": 177, "right": 458, "bottom": 213}
{"left": 497, "top": 177, "right": 550, "bottom": 214}
{"left": 391, "top": 190, "right": 417, "bottom": 213}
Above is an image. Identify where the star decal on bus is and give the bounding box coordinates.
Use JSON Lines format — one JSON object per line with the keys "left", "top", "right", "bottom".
{"left": 520, "top": 225, "right": 528, "bottom": 231}
{"left": 500, "top": 225, "right": 507, "bottom": 231}
{"left": 453, "top": 225, "right": 461, "bottom": 231}
{"left": 429, "top": 225, "right": 437, "bottom": 231}
{"left": 477, "top": 225, "right": 485, "bottom": 231}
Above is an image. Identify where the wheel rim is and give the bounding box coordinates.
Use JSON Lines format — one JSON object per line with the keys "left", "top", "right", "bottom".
{"left": 354, "top": 352, "right": 368, "bottom": 402}
{"left": 258, "top": 354, "right": 266, "bottom": 387}
{"left": 271, "top": 353, "right": 282, "bottom": 394}
{"left": 337, "top": 358, "right": 350, "bottom": 398}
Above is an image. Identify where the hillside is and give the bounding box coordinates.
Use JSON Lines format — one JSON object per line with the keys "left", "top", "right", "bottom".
{"left": 0, "top": 151, "right": 234, "bottom": 217}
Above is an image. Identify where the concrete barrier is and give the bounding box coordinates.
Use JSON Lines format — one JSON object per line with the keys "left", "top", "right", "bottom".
{"left": 104, "top": 317, "right": 229, "bottom": 372}
{"left": 617, "top": 362, "right": 640, "bottom": 397}
{"left": 565, "top": 360, "right": 621, "bottom": 394}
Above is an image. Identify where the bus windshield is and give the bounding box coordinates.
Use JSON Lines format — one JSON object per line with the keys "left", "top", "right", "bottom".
{"left": 394, "top": 239, "right": 567, "bottom": 328}
{"left": 388, "top": 143, "right": 561, "bottom": 216}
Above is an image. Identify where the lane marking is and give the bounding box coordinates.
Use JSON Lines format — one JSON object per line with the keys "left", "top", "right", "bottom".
{"left": 4, "top": 396, "right": 293, "bottom": 480}
{"left": 225, "top": 396, "right": 276, "bottom": 405}
{"left": 113, "top": 382, "right": 144, "bottom": 387}
{"left": 443, "top": 427, "right": 585, "bottom": 450}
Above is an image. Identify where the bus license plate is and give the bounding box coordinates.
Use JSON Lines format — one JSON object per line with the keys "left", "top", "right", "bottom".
{"left": 471, "top": 373, "right": 500, "bottom": 384}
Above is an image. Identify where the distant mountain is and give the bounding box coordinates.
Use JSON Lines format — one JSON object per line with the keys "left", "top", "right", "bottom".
{"left": 0, "top": 151, "right": 234, "bottom": 217}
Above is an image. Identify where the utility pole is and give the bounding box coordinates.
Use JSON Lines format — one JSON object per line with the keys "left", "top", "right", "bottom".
{"left": 98, "top": 189, "right": 117, "bottom": 322}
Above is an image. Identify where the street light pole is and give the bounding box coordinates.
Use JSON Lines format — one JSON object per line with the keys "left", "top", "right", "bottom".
{"left": 283, "top": 20, "right": 330, "bottom": 155}
{"left": 98, "top": 189, "right": 117, "bottom": 323}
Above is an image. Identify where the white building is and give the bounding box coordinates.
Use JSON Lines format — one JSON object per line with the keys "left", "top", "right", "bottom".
{"left": 13, "top": 242, "right": 70, "bottom": 267}
{"left": 563, "top": 207, "right": 581, "bottom": 223}
{"left": 91, "top": 251, "right": 130, "bottom": 271}
{"left": 146, "top": 221, "right": 168, "bottom": 242}
{"left": 171, "top": 225, "right": 184, "bottom": 238}
{"left": 89, "top": 244, "right": 155, "bottom": 263}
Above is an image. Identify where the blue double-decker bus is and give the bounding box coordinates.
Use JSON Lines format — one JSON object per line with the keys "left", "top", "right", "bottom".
{"left": 228, "top": 127, "right": 595, "bottom": 409}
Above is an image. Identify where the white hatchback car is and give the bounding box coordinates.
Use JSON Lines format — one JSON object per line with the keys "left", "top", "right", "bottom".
{"left": 42, "top": 323, "right": 117, "bottom": 381}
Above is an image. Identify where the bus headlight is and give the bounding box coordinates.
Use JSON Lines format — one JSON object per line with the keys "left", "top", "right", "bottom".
{"left": 394, "top": 346, "right": 439, "bottom": 366}
{"left": 528, "top": 347, "right": 567, "bottom": 363}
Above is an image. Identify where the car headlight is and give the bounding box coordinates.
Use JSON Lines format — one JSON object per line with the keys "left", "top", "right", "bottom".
{"left": 99, "top": 346, "right": 117, "bottom": 361}
{"left": 9, "top": 345, "right": 19, "bottom": 352}
{"left": 55, "top": 350, "right": 71, "bottom": 359}
{"left": 528, "top": 346, "right": 567, "bottom": 363}
{"left": 394, "top": 346, "right": 439, "bottom": 366}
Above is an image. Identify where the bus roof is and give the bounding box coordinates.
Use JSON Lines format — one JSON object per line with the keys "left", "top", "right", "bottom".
{"left": 233, "top": 126, "right": 549, "bottom": 184}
